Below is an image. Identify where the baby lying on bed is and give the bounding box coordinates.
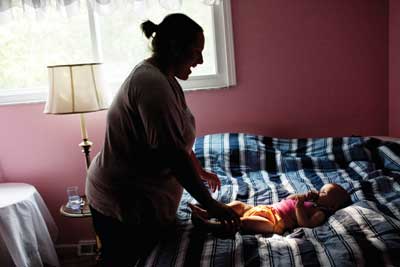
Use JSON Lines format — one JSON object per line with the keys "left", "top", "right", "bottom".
{"left": 189, "top": 183, "right": 351, "bottom": 236}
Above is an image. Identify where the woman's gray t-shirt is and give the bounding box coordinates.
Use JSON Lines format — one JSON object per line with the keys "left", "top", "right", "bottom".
{"left": 85, "top": 61, "right": 196, "bottom": 224}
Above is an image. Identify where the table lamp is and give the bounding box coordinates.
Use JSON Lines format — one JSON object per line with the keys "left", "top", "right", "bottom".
{"left": 44, "top": 63, "right": 109, "bottom": 169}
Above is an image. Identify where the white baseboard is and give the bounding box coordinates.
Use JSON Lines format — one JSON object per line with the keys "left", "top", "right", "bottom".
{"left": 55, "top": 240, "right": 97, "bottom": 257}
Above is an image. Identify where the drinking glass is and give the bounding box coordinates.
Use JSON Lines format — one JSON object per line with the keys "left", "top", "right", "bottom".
{"left": 66, "top": 186, "right": 81, "bottom": 211}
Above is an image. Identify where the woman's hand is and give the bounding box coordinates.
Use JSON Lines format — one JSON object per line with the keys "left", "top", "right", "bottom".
{"left": 201, "top": 170, "right": 221, "bottom": 192}
{"left": 207, "top": 200, "right": 241, "bottom": 233}
{"left": 189, "top": 152, "right": 221, "bottom": 192}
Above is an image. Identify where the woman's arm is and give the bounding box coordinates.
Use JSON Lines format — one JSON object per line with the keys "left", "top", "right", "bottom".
{"left": 166, "top": 147, "right": 215, "bottom": 207}
{"left": 165, "top": 147, "right": 240, "bottom": 227}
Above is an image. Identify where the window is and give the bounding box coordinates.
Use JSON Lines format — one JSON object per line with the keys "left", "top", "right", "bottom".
{"left": 0, "top": 0, "right": 235, "bottom": 105}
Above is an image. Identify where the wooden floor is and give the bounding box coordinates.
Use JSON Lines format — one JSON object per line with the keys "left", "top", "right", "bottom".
{"left": 59, "top": 255, "right": 98, "bottom": 267}
{"left": 56, "top": 247, "right": 98, "bottom": 267}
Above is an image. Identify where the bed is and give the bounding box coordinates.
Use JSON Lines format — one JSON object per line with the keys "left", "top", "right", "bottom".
{"left": 142, "top": 133, "right": 400, "bottom": 266}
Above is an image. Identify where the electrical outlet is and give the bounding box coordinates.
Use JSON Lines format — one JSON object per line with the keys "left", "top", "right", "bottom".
{"left": 77, "top": 240, "right": 97, "bottom": 256}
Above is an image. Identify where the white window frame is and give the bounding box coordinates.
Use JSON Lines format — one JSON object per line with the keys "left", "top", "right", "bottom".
{"left": 0, "top": 0, "right": 236, "bottom": 106}
{"left": 179, "top": 0, "right": 236, "bottom": 91}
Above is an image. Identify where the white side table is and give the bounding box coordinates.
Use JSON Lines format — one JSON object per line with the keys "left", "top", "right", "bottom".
{"left": 0, "top": 183, "right": 60, "bottom": 267}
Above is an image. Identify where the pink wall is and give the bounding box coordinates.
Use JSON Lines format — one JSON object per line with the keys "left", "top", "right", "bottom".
{"left": 0, "top": 104, "right": 106, "bottom": 243}
{"left": 389, "top": 0, "right": 400, "bottom": 136}
{"left": 189, "top": 0, "right": 388, "bottom": 138}
{"left": 0, "top": 0, "right": 389, "bottom": 244}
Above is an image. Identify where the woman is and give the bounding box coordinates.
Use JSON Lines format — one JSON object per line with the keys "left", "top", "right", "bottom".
{"left": 86, "top": 13, "right": 240, "bottom": 266}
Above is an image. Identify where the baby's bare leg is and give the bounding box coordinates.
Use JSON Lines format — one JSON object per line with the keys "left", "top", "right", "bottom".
{"left": 227, "top": 201, "right": 253, "bottom": 216}
{"left": 189, "top": 201, "right": 252, "bottom": 218}
{"left": 240, "top": 215, "right": 275, "bottom": 234}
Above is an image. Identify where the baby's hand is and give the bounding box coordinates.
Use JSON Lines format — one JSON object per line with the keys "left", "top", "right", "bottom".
{"left": 304, "top": 190, "right": 319, "bottom": 202}
{"left": 295, "top": 195, "right": 307, "bottom": 203}
{"left": 295, "top": 196, "right": 305, "bottom": 208}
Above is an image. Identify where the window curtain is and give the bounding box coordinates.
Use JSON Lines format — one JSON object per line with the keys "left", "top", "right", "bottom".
{"left": 0, "top": 0, "right": 220, "bottom": 23}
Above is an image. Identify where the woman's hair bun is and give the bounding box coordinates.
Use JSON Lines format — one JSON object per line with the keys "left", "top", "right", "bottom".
{"left": 141, "top": 20, "right": 158, "bottom": 39}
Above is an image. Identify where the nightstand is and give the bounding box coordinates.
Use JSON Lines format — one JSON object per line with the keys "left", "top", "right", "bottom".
{"left": 60, "top": 195, "right": 91, "bottom": 217}
{"left": 60, "top": 196, "right": 101, "bottom": 258}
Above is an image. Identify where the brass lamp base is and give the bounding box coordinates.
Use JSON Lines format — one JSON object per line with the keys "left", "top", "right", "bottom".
{"left": 79, "top": 139, "right": 93, "bottom": 170}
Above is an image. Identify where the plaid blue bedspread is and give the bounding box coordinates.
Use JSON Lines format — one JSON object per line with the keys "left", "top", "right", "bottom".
{"left": 143, "top": 133, "right": 400, "bottom": 267}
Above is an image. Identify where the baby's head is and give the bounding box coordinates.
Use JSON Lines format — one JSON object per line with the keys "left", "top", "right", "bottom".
{"left": 316, "top": 183, "right": 351, "bottom": 211}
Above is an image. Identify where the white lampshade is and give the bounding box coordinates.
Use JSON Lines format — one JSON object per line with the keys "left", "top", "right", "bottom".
{"left": 44, "top": 63, "right": 110, "bottom": 114}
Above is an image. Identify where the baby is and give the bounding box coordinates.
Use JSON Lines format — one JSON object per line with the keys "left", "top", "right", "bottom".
{"left": 189, "top": 183, "right": 351, "bottom": 235}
